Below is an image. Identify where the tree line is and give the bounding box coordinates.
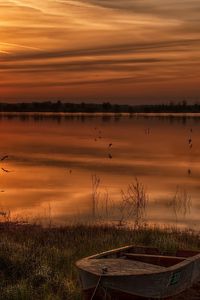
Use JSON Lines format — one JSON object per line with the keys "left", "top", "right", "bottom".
{"left": 0, "top": 101, "right": 200, "bottom": 113}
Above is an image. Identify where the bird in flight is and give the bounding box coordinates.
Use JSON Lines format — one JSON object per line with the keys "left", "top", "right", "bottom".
{"left": 0, "top": 155, "right": 11, "bottom": 172}
{"left": 0, "top": 155, "right": 8, "bottom": 161}
{"left": 1, "top": 168, "right": 11, "bottom": 173}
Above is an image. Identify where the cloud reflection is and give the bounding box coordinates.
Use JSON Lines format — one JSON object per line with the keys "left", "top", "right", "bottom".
{"left": 1, "top": 115, "right": 200, "bottom": 228}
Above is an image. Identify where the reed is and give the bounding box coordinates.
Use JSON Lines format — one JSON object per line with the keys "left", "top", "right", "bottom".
{"left": 167, "top": 186, "right": 192, "bottom": 225}
{"left": 119, "top": 178, "right": 148, "bottom": 227}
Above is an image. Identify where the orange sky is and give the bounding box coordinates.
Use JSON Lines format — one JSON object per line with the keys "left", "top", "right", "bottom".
{"left": 0, "top": 0, "right": 200, "bottom": 103}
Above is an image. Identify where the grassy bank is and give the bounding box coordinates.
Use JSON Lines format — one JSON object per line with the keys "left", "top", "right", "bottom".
{"left": 0, "top": 222, "right": 200, "bottom": 300}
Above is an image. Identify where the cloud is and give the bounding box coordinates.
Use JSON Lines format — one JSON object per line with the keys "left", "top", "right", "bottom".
{"left": 1, "top": 39, "right": 199, "bottom": 67}
{"left": 0, "top": 0, "right": 200, "bottom": 102}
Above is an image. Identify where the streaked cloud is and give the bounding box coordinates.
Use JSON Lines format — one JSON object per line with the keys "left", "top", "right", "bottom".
{"left": 0, "top": 0, "right": 200, "bottom": 102}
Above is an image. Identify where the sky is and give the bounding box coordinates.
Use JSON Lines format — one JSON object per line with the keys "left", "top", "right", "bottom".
{"left": 0, "top": 0, "right": 200, "bottom": 104}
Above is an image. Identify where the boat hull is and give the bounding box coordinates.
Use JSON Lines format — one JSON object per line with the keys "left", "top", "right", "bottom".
{"left": 77, "top": 246, "right": 200, "bottom": 299}
{"left": 78, "top": 261, "right": 199, "bottom": 299}
{"left": 83, "top": 287, "right": 154, "bottom": 300}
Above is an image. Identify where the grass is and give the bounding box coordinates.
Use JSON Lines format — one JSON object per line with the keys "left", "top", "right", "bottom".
{"left": 0, "top": 222, "right": 200, "bottom": 300}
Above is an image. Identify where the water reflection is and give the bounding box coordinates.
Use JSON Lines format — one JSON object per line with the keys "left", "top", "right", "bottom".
{"left": 0, "top": 114, "right": 200, "bottom": 228}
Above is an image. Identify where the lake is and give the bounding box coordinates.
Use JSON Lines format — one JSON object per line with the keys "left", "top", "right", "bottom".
{"left": 0, "top": 113, "right": 200, "bottom": 229}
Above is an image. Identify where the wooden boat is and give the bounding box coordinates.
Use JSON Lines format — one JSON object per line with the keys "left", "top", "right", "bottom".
{"left": 76, "top": 246, "right": 200, "bottom": 299}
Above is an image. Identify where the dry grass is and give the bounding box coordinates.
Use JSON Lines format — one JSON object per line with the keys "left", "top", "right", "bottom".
{"left": 0, "top": 222, "right": 200, "bottom": 300}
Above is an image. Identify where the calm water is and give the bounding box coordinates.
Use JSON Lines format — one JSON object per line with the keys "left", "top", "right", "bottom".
{"left": 0, "top": 113, "right": 200, "bottom": 228}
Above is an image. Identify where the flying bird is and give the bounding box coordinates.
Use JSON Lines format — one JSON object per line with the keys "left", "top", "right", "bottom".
{"left": 0, "top": 155, "right": 8, "bottom": 161}
{"left": 1, "top": 168, "right": 11, "bottom": 173}
{"left": 108, "top": 143, "right": 112, "bottom": 148}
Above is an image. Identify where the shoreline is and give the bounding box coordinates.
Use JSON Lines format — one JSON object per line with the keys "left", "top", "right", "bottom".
{"left": 2, "top": 111, "right": 200, "bottom": 116}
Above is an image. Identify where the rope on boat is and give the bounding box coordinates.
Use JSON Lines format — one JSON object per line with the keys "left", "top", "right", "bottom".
{"left": 90, "top": 275, "right": 102, "bottom": 300}
{"left": 90, "top": 267, "right": 109, "bottom": 300}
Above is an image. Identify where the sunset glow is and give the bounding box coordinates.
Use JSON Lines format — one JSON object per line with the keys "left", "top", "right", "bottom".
{"left": 0, "top": 1, "right": 200, "bottom": 103}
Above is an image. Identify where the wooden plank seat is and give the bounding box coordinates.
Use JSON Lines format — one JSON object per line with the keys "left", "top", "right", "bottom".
{"left": 123, "top": 253, "right": 187, "bottom": 267}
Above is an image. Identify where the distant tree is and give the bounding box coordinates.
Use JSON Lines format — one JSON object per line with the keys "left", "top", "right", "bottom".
{"left": 102, "top": 102, "right": 112, "bottom": 112}
{"left": 182, "top": 100, "right": 187, "bottom": 106}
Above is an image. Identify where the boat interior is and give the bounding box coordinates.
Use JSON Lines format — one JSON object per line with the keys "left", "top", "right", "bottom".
{"left": 97, "top": 246, "right": 200, "bottom": 268}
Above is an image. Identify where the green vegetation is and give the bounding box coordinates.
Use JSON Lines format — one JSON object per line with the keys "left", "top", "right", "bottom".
{"left": 0, "top": 222, "right": 200, "bottom": 300}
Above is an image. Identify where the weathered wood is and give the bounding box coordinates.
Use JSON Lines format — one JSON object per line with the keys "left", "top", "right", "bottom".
{"left": 124, "top": 253, "right": 186, "bottom": 267}
{"left": 78, "top": 258, "right": 165, "bottom": 276}
{"left": 76, "top": 245, "right": 200, "bottom": 299}
{"left": 176, "top": 250, "right": 200, "bottom": 258}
